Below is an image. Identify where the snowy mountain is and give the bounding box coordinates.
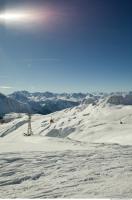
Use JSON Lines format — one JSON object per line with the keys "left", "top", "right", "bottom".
{"left": 1, "top": 101, "right": 132, "bottom": 145}
{"left": 107, "top": 93, "right": 132, "bottom": 105}
{"left": 9, "top": 91, "right": 89, "bottom": 102}
{"left": 8, "top": 91, "right": 88, "bottom": 114}
{"left": 1, "top": 91, "right": 97, "bottom": 116}
{"left": 0, "top": 99, "right": 132, "bottom": 198}
{"left": 0, "top": 93, "right": 31, "bottom": 116}
{"left": 1, "top": 91, "right": 132, "bottom": 116}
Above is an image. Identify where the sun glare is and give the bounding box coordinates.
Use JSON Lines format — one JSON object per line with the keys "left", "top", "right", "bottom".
{"left": 0, "top": 5, "right": 50, "bottom": 29}
{"left": 0, "top": 12, "right": 28, "bottom": 22}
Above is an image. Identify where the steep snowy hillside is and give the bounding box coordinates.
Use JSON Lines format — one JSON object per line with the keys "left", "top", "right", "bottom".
{"left": 0, "top": 93, "right": 31, "bottom": 116}
{"left": 1, "top": 102, "right": 132, "bottom": 198}
{"left": 1, "top": 103, "right": 132, "bottom": 150}
{"left": 0, "top": 103, "right": 132, "bottom": 198}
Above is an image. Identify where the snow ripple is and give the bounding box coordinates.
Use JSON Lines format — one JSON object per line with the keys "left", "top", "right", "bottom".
{"left": 0, "top": 144, "right": 132, "bottom": 198}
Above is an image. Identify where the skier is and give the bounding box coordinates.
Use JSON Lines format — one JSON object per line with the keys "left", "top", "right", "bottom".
{"left": 50, "top": 117, "right": 54, "bottom": 125}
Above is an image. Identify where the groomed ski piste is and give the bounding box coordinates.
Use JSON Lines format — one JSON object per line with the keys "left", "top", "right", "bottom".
{"left": 0, "top": 101, "right": 132, "bottom": 198}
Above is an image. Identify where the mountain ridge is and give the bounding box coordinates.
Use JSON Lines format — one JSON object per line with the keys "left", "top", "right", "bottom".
{"left": 1, "top": 90, "right": 132, "bottom": 116}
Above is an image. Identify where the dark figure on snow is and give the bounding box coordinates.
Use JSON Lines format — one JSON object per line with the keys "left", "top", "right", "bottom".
{"left": 0, "top": 116, "right": 4, "bottom": 124}
{"left": 50, "top": 118, "right": 54, "bottom": 125}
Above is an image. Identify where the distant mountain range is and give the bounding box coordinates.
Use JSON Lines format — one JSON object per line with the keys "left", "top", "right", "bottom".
{"left": 1, "top": 90, "right": 132, "bottom": 116}
{"left": 8, "top": 91, "right": 83, "bottom": 115}
{"left": 0, "top": 93, "right": 31, "bottom": 116}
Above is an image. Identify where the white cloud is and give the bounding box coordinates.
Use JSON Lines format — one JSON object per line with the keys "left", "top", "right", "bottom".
{"left": 0, "top": 86, "right": 13, "bottom": 89}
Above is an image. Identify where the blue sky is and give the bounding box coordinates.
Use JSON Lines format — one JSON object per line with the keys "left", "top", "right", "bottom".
{"left": 0, "top": 0, "right": 132, "bottom": 94}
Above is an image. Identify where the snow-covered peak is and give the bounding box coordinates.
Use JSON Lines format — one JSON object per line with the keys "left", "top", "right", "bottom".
{"left": 0, "top": 93, "right": 31, "bottom": 115}
{"left": 106, "top": 93, "right": 132, "bottom": 105}
{"left": 1, "top": 91, "right": 132, "bottom": 116}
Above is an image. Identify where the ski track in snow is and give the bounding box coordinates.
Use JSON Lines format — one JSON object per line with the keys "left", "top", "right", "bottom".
{"left": 0, "top": 144, "right": 132, "bottom": 198}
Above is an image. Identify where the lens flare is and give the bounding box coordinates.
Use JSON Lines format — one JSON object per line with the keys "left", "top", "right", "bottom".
{"left": 0, "top": 4, "right": 51, "bottom": 31}
{"left": 0, "top": 3, "right": 67, "bottom": 32}
{"left": 0, "top": 9, "right": 46, "bottom": 24}
{"left": 0, "top": 12, "right": 28, "bottom": 22}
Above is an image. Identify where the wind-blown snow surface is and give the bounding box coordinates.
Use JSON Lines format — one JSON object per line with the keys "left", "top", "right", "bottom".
{"left": 0, "top": 104, "right": 132, "bottom": 198}
{"left": 1, "top": 146, "right": 132, "bottom": 198}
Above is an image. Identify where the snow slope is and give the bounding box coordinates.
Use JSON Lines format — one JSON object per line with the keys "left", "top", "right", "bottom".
{"left": 0, "top": 103, "right": 132, "bottom": 198}
{"left": 1, "top": 103, "right": 132, "bottom": 150}
{"left": 0, "top": 146, "right": 132, "bottom": 198}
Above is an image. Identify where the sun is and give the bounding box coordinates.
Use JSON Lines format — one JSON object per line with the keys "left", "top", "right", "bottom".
{"left": 0, "top": 11, "right": 32, "bottom": 23}
{"left": 0, "top": 5, "right": 52, "bottom": 31}
{"left": 0, "top": 13, "right": 25, "bottom": 21}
